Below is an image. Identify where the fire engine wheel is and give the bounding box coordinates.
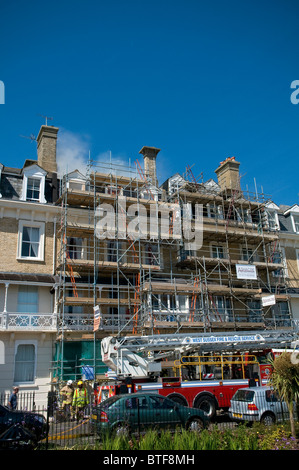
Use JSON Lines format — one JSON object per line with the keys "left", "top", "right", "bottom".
{"left": 260, "top": 412, "right": 276, "bottom": 426}
{"left": 194, "top": 395, "right": 216, "bottom": 420}
{"left": 187, "top": 417, "right": 204, "bottom": 433}
{"left": 167, "top": 394, "right": 188, "bottom": 407}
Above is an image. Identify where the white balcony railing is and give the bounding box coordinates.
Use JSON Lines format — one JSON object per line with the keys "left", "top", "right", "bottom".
{"left": 0, "top": 312, "right": 57, "bottom": 331}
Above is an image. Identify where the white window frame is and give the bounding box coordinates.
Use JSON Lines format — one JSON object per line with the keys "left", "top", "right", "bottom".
{"left": 266, "top": 209, "right": 279, "bottom": 230}
{"left": 210, "top": 296, "right": 232, "bottom": 321}
{"left": 291, "top": 214, "right": 299, "bottom": 234}
{"left": 240, "top": 244, "right": 260, "bottom": 262}
{"left": 13, "top": 340, "right": 37, "bottom": 385}
{"left": 210, "top": 242, "right": 227, "bottom": 259}
{"left": 67, "top": 236, "right": 85, "bottom": 260}
{"left": 26, "top": 177, "right": 41, "bottom": 202}
{"left": 272, "top": 247, "right": 288, "bottom": 278}
{"left": 207, "top": 203, "right": 223, "bottom": 219}
{"left": 21, "top": 165, "right": 47, "bottom": 203}
{"left": 17, "top": 220, "right": 45, "bottom": 261}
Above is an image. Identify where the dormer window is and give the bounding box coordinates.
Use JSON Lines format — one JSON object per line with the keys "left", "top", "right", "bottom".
{"left": 263, "top": 203, "right": 280, "bottom": 231}
{"left": 283, "top": 204, "right": 299, "bottom": 234}
{"left": 266, "top": 209, "right": 278, "bottom": 230}
{"left": 293, "top": 215, "right": 299, "bottom": 233}
{"left": 66, "top": 170, "right": 87, "bottom": 191}
{"left": 21, "top": 164, "right": 47, "bottom": 203}
{"left": 27, "top": 178, "right": 41, "bottom": 201}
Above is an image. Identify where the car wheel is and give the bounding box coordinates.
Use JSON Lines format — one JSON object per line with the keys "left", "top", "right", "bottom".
{"left": 187, "top": 417, "right": 204, "bottom": 433}
{"left": 194, "top": 395, "right": 216, "bottom": 420}
{"left": 260, "top": 412, "right": 276, "bottom": 426}
{"left": 113, "top": 423, "right": 130, "bottom": 438}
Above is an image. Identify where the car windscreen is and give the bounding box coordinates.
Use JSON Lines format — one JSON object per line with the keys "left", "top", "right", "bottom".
{"left": 233, "top": 389, "right": 255, "bottom": 402}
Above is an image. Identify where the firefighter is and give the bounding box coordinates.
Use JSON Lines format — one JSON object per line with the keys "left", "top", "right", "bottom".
{"left": 60, "top": 380, "right": 74, "bottom": 420}
{"left": 72, "top": 380, "right": 89, "bottom": 422}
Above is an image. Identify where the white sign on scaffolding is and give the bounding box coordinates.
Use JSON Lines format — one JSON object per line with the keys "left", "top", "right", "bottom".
{"left": 236, "top": 264, "right": 257, "bottom": 280}
{"left": 262, "top": 295, "right": 276, "bottom": 307}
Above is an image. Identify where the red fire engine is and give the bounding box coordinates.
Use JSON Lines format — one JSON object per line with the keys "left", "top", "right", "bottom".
{"left": 95, "top": 331, "right": 298, "bottom": 419}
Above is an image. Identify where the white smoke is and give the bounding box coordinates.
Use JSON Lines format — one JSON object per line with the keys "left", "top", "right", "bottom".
{"left": 56, "top": 128, "right": 135, "bottom": 178}
{"left": 56, "top": 128, "right": 90, "bottom": 177}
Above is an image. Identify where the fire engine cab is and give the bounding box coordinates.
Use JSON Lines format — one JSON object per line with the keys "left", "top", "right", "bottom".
{"left": 96, "top": 330, "right": 298, "bottom": 419}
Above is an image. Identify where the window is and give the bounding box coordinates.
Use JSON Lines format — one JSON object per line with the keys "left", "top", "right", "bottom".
{"left": 17, "top": 286, "right": 39, "bottom": 313}
{"left": 247, "top": 300, "right": 262, "bottom": 322}
{"left": 14, "top": 342, "right": 36, "bottom": 383}
{"left": 148, "top": 395, "right": 174, "bottom": 409}
{"left": 293, "top": 215, "right": 299, "bottom": 233}
{"left": 242, "top": 247, "right": 253, "bottom": 262}
{"left": 145, "top": 243, "right": 159, "bottom": 265}
{"left": 241, "top": 246, "right": 259, "bottom": 262}
{"left": 21, "top": 164, "right": 46, "bottom": 203}
{"left": 18, "top": 221, "right": 45, "bottom": 261}
{"left": 271, "top": 302, "right": 290, "bottom": 326}
{"left": 211, "top": 244, "right": 225, "bottom": 259}
{"left": 272, "top": 248, "right": 288, "bottom": 278}
{"left": 67, "top": 237, "right": 84, "bottom": 260}
{"left": 21, "top": 226, "right": 40, "bottom": 257}
{"left": 107, "top": 241, "right": 118, "bottom": 262}
{"left": 242, "top": 208, "right": 252, "bottom": 223}
{"left": 265, "top": 210, "right": 278, "bottom": 230}
{"left": 211, "top": 296, "right": 232, "bottom": 321}
{"left": 65, "top": 289, "right": 83, "bottom": 315}
{"left": 207, "top": 204, "right": 223, "bottom": 219}
{"left": 26, "top": 178, "right": 41, "bottom": 201}
{"left": 265, "top": 390, "right": 279, "bottom": 403}
{"left": 177, "top": 295, "right": 187, "bottom": 310}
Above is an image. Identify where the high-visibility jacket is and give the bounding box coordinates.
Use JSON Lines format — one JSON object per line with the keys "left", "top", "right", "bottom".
{"left": 72, "top": 388, "right": 89, "bottom": 408}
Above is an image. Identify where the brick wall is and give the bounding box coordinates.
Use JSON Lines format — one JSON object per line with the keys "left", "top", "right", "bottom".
{"left": 0, "top": 217, "right": 55, "bottom": 274}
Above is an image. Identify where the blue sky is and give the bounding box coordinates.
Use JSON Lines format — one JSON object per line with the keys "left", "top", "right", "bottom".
{"left": 0, "top": 0, "right": 298, "bottom": 205}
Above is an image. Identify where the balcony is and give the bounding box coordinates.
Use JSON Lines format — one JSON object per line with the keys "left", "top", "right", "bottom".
{"left": 0, "top": 311, "right": 57, "bottom": 331}
{"left": 58, "top": 313, "right": 133, "bottom": 333}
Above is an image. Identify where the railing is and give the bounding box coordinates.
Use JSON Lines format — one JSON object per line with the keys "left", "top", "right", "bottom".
{"left": 0, "top": 312, "right": 57, "bottom": 330}
{"left": 59, "top": 313, "right": 133, "bottom": 332}
{"left": 0, "top": 391, "right": 36, "bottom": 410}
{"left": 0, "top": 387, "right": 297, "bottom": 449}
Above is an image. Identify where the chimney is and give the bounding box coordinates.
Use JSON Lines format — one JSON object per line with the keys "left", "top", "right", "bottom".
{"left": 37, "top": 125, "right": 59, "bottom": 174}
{"left": 215, "top": 157, "right": 241, "bottom": 192}
{"left": 139, "top": 146, "right": 160, "bottom": 187}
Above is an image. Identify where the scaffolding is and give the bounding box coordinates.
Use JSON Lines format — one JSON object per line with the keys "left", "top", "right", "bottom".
{"left": 52, "top": 158, "right": 295, "bottom": 382}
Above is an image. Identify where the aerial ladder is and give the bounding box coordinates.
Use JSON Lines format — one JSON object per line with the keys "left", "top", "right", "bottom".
{"left": 100, "top": 329, "right": 298, "bottom": 378}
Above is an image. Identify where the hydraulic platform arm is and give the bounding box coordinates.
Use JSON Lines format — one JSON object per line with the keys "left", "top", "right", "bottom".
{"left": 101, "top": 330, "right": 299, "bottom": 378}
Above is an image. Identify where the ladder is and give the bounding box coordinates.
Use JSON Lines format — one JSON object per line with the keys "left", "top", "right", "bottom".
{"left": 111, "top": 329, "right": 298, "bottom": 357}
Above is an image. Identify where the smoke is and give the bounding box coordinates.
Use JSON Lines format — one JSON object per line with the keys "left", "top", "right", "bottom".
{"left": 56, "top": 128, "right": 135, "bottom": 178}
{"left": 56, "top": 128, "right": 90, "bottom": 177}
